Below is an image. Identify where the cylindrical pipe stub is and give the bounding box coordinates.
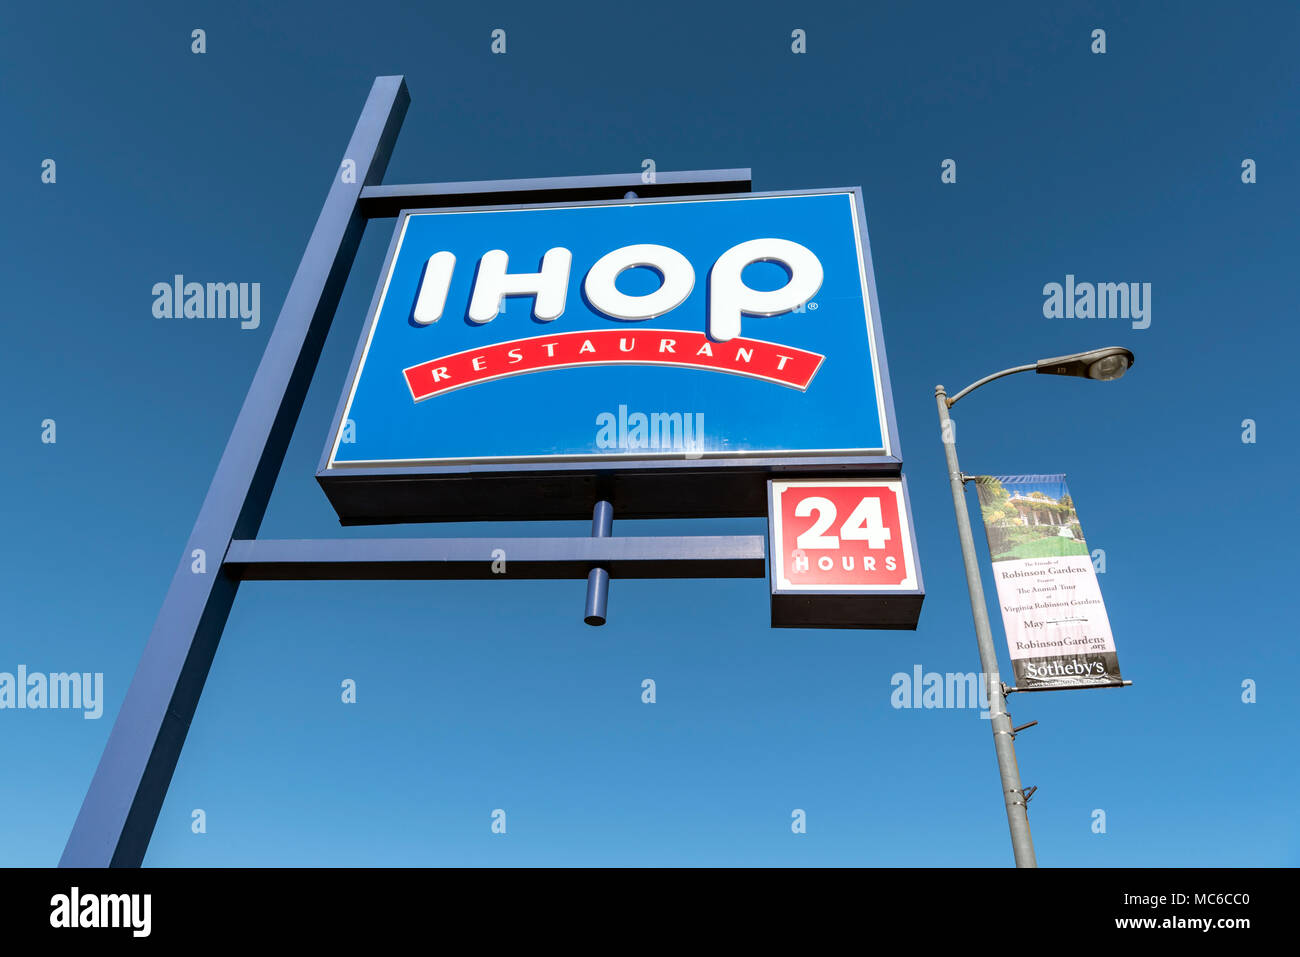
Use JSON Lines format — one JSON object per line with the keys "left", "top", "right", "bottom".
{"left": 584, "top": 567, "right": 609, "bottom": 626}
{"left": 584, "top": 500, "right": 614, "bottom": 625}
{"left": 591, "top": 499, "right": 613, "bottom": 537}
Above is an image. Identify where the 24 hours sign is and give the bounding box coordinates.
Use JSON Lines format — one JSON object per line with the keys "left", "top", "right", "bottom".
{"left": 768, "top": 479, "right": 923, "bottom": 629}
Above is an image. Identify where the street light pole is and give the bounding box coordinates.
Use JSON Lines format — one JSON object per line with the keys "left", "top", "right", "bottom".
{"left": 933, "top": 345, "right": 1135, "bottom": 868}
{"left": 935, "top": 385, "right": 1037, "bottom": 868}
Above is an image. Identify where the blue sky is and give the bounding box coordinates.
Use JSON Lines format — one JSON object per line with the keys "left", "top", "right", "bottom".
{"left": 1, "top": 0, "right": 1296, "bottom": 866}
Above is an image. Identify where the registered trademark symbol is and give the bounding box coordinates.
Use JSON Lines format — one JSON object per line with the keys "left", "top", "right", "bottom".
{"left": 808, "top": 301, "right": 819, "bottom": 310}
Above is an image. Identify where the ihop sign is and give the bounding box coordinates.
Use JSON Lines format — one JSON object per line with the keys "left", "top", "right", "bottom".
{"left": 318, "top": 189, "right": 907, "bottom": 525}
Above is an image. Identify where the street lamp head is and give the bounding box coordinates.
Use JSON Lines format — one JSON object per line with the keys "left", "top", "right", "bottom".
{"left": 1086, "top": 351, "right": 1132, "bottom": 381}
{"left": 1035, "top": 346, "right": 1135, "bottom": 382}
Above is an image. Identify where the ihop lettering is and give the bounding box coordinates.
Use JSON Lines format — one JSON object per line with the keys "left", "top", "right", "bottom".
{"left": 401, "top": 238, "right": 826, "bottom": 401}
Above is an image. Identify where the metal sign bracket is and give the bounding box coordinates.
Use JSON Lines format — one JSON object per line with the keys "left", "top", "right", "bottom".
{"left": 59, "top": 75, "right": 759, "bottom": 867}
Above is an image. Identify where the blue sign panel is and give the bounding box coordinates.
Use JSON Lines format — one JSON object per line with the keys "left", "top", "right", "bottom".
{"left": 319, "top": 188, "right": 904, "bottom": 523}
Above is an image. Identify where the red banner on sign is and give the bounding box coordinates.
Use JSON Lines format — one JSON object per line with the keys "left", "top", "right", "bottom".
{"left": 402, "top": 329, "right": 824, "bottom": 401}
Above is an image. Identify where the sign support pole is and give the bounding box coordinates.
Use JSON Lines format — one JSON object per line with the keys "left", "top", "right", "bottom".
{"left": 59, "top": 76, "right": 411, "bottom": 867}
{"left": 934, "top": 385, "right": 1037, "bottom": 868}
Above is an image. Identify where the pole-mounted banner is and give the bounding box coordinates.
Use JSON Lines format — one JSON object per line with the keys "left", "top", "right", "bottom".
{"left": 973, "top": 474, "right": 1124, "bottom": 690}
